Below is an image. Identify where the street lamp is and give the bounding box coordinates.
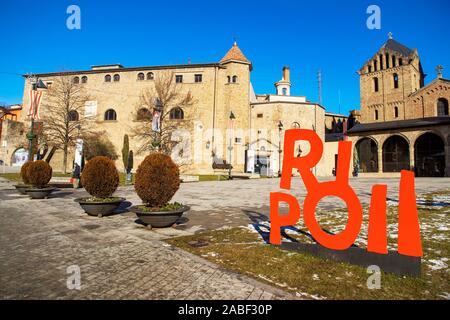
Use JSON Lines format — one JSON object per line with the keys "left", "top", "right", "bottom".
{"left": 278, "top": 121, "right": 283, "bottom": 177}
{"left": 228, "top": 111, "right": 236, "bottom": 180}
{"left": 27, "top": 78, "right": 47, "bottom": 162}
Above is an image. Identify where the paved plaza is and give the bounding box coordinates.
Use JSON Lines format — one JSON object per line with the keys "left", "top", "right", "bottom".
{"left": 0, "top": 176, "right": 449, "bottom": 299}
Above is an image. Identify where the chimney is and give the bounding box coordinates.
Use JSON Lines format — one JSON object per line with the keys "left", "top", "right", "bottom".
{"left": 283, "top": 66, "right": 290, "bottom": 82}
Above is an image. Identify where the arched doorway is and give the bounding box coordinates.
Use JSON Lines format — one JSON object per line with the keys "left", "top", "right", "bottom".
{"left": 11, "top": 148, "right": 28, "bottom": 166}
{"left": 382, "top": 135, "right": 410, "bottom": 172}
{"left": 414, "top": 132, "right": 445, "bottom": 177}
{"left": 355, "top": 138, "right": 378, "bottom": 172}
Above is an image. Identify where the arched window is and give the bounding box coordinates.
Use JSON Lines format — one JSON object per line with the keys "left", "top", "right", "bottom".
{"left": 227, "top": 76, "right": 231, "bottom": 83}
{"left": 104, "top": 109, "right": 117, "bottom": 121}
{"left": 147, "top": 72, "right": 154, "bottom": 80}
{"left": 68, "top": 110, "right": 79, "bottom": 121}
{"left": 81, "top": 76, "right": 88, "bottom": 84}
{"left": 73, "top": 76, "right": 80, "bottom": 84}
{"left": 113, "top": 74, "right": 120, "bottom": 82}
{"left": 394, "top": 106, "right": 399, "bottom": 118}
{"left": 137, "top": 73, "right": 144, "bottom": 81}
{"left": 373, "top": 77, "right": 379, "bottom": 92}
{"left": 291, "top": 122, "right": 300, "bottom": 128}
{"left": 137, "top": 107, "right": 152, "bottom": 120}
{"left": 105, "top": 74, "right": 111, "bottom": 82}
{"left": 374, "top": 60, "right": 378, "bottom": 71}
{"left": 392, "top": 55, "right": 396, "bottom": 67}
{"left": 282, "top": 88, "right": 287, "bottom": 96}
{"left": 379, "top": 54, "right": 384, "bottom": 70}
{"left": 232, "top": 75, "right": 237, "bottom": 83}
{"left": 368, "top": 65, "right": 372, "bottom": 73}
{"left": 375, "top": 109, "right": 379, "bottom": 120}
{"left": 399, "top": 58, "right": 403, "bottom": 66}
{"left": 393, "top": 73, "right": 399, "bottom": 89}
{"left": 169, "top": 107, "right": 184, "bottom": 120}
{"left": 385, "top": 53, "right": 390, "bottom": 68}
{"left": 437, "top": 98, "right": 449, "bottom": 116}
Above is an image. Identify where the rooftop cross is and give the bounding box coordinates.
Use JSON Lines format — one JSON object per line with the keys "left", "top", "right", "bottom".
{"left": 436, "top": 64, "right": 443, "bottom": 78}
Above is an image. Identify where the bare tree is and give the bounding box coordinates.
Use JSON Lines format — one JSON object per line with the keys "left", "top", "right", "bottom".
{"left": 132, "top": 71, "right": 195, "bottom": 156}
{"left": 39, "top": 75, "right": 91, "bottom": 173}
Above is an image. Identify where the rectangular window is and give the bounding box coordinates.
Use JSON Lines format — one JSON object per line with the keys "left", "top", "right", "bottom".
{"left": 194, "top": 74, "right": 202, "bottom": 83}
{"left": 257, "top": 113, "right": 263, "bottom": 118}
{"left": 176, "top": 75, "right": 183, "bottom": 83}
{"left": 235, "top": 138, "right": 242, "bottom": 144}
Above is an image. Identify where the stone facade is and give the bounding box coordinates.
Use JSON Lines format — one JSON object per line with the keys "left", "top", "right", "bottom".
{"left": 349, "top": 36, "right": 450, "bottom": 177}
{"left": 11, "top": 43, "right": 328, "bottom": 176}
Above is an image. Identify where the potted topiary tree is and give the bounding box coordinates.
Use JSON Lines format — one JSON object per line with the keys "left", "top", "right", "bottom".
{"left": 74, "top": 156, "right": 124, "bottom": 217}
{"left": 14, "top": 161, "right": 33, "bottom": 194}
{"left": 129, "top": 153, "right": 189, "bottom": 229}
{"left": 25, "top": 160, "right": 55, "bottom": 199}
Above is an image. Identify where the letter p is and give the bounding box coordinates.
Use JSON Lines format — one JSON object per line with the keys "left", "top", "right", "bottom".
{"left": 269, "top": 192, "right": 301, "bottom": 245}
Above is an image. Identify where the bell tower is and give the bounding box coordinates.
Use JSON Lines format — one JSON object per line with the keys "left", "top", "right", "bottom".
{"left": 275, "top": 66, "right": 291, "bottom": 96}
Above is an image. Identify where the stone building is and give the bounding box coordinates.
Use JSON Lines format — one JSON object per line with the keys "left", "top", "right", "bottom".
{"left": 4, "top": 43, "right": 329, "bottom": 176}
{"left": 348, "top": 35, "right": 450, "bottom": 177}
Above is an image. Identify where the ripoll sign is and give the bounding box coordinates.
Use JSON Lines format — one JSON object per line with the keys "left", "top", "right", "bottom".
{"left": 270, "top": 129, "right": 422, "bottom": 258}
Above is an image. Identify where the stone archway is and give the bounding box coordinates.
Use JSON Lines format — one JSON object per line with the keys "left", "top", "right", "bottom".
{"left": 11, "top": 147, "right": 28, "bottom": 166}
{"left": 382, "top": 135, "right": 410, "bottom": 172}
{"left": 355, "top": 137, "right": 378, "bottom": 172}
{"left": 414, "top": 132, "right": 445, "bottom": 177}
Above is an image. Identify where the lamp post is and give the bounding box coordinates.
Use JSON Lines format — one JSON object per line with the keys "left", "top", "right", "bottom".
{"left": 228, "top": 111, "right": 236, "bottom": 180}
{"left": 27, "top": 77, "right": 47, "bottom": 162}
{"left": 278, "top": 121, "right": 283, "bottom": 177}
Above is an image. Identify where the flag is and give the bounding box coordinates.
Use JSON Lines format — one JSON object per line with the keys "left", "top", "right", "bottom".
{"left": 27, "top": 89, "right": 43, "bottom": 120}
{"left": 152, "top": 109, "right": 161, "bottom": 132}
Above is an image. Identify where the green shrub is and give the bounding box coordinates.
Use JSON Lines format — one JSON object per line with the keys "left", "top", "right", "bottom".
{"left": 20, "top": 161, "right": 33, "bottom": 184}
{"left": 134, "top": 153, "right": 180, "bottom": 207}
{"left": 28, "top": 160, "right": 52, "bottom": 188}
{"left": 81, "top": 156, "right": 119, "bottom": 198}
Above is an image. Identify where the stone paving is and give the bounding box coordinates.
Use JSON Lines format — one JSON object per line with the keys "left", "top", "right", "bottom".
{"left": 0, "top": 176, "right": 449, "bottom": 299}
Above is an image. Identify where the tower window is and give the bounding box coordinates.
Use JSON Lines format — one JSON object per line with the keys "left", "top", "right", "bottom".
{"left": 394, "top": 106, "right": 399, "bottom": 118}
{"left": 113, "top": 74, "right": 120, "bottom": 82}
{"left": 73, "top": 76, "right": 80, "bottom": 84}
{"left": 105, "top": 74, "right": 111, "bottom": 82}
{"left": 232, "top": 75, "right": 238, "bottom": 83}
{"left": 379, "top": 54, "right": 384, "bottom": 70}
{"left": 282, "top": 88, "right": 287, "bottom": 96}
{"left": 368, "top": 65, "right": 372, "bottom": 73}
{"left": 373, "top": 77, "right": 379, "bottom": 92}
{"left": 147, "top": 72, "right": 154, "bottom": 80}
{"left": 393, "top": 73, "right": 399, "bottom": 89}
{"left": 137, "top": 73, "right": 145, "bottom": 81}
{"left": 374, "top": 60, "right": 378, "bottom": 71}
{"left": 81, "top": 76, "right": 88, "bottom": 84}
{"left": 392, "top": 55, "right": 396, "bottom": 67}
{"left": 375, "top": 109, "right": 379, "bottom": 120}
{"left": 399, "top": 58, "right": 403, "bottom": 66}
{"left": 385, "top": 53, "right": 390, "bottom": 68}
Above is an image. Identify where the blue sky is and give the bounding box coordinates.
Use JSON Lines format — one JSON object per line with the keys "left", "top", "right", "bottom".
{"left": 0, "top": 0, "right": 448, "bottom": 114}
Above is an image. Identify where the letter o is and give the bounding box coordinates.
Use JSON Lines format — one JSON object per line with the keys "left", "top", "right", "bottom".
{"left": 303, "top": 181, "right": 362, "bottom": 250}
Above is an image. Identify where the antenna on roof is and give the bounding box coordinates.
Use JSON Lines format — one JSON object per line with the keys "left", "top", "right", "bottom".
{"left": 188, "top": 57, "right": 191, "bottom": 64}
{"left": 317, "top": 69, "right": 323, "bottom": 106}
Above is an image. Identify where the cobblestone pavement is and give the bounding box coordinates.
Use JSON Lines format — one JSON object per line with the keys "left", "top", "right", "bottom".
{"left": 0, "top": 176, "right": 448, "bottom": 299}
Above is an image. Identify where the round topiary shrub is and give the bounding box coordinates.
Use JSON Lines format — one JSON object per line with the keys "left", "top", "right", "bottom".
{"left": 81, "top": 156, "right": 119, "bottom": 198}
{"left": 28, "top": 160, "right": 52, "bottom": 188}
{"left": 20, "top": 161, "right": 33, "bottom": 185}
{"left": 135, "top": 153, "right": 180, "bottom": 207}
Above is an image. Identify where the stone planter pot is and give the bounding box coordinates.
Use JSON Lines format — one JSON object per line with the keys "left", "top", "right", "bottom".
{"left": 14, "top": 184, "right": 30, "bottom": 195}
{"left": 25, "top": 187, "right": 56, "bottom": 199}
{"left": 74, "top": 197, "right": 125, "bottom": 217}
{"left": 129, "top": 205, "right": 190, "bottom": 229}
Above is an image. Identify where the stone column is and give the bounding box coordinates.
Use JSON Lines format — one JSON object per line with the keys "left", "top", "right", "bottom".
{"left": 377, "top": 148, "right": 383, "bottom": 173}
{"left": 445, "top": 145, "right": 450, "bottom": 177}
{"left": 409, "top": 144, "right": 415, "bottom": 172}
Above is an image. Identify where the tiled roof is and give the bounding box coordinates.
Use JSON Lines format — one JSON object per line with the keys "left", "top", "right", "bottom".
{"left": 220, "top": 42, "right": 251, "bottom": 64}
{"left": 382, "top": 39, "right": 413, "bottom": 57}
{"left": 347, "top": 116, "right": 450, "bottom": 134}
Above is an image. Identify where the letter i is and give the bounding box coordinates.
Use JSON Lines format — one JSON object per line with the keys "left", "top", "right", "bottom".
{"left": 367, "top": 185, "right": 388, "bottom": 254}
{"left": 397, "top": 170, "right": 423, "bottom": 257}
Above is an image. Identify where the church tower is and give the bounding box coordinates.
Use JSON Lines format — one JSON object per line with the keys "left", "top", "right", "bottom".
{"left": 358, "top": 33, "right": 425, "bottom": 123}
{"left": 275, "top": 66, "right": 291, "bottom": 96}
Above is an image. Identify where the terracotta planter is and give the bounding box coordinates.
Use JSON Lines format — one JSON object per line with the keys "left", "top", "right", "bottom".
{"left": 129, "top": 205, "right": 190, "bottom": 228}
{"left": 25, "top": 187, "right": 56, "bottom": 199}
{"left": 75, "top": 197, "right": 125, "bottom": 217}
